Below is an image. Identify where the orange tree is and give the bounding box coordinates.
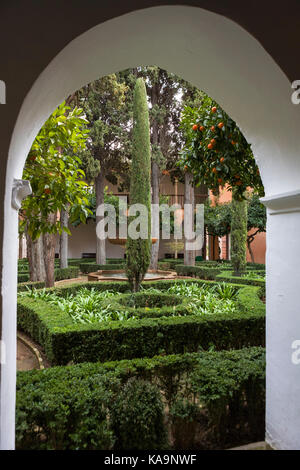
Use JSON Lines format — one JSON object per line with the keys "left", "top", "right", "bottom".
{"left": 179, "top": 96, "right": 264, "bottom": 199}
{"left": 20, "top": 102, "right": 91, "bottom": 286}
{"left": 179, "top": 96, "right": 264, "bottom": 273}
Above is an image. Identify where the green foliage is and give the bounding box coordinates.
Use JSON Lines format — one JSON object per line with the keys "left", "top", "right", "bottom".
{"left": 16, "top": 347, "right": 265, "bottom": 449}
{"left": 18, "top": 281, "right": 46, "bottom": 292}
{"left": 175, "top": 265, "right": 222, "bottom": 280}
{"left": 204, "top": 200, "right": 231, "bottom": 237}
{"left": 16, "top": 370, "right": 119, "bottom": 450}
{"left": 204, "top": 192, "right": 266, "bottom": 254}
{"left": 179, "top": 95, "right": 264, "bottom": 199}
{"left": 70, "top": 187, "right": 127, "bottom": 227}
{"left": 53, "top": 267, "right": 79, "bottom": 281}
{"left": 247, "top": 193, "right": 266, "bottom": 233}
{"left": 17, "top": 280, "right": 265, "bottom": 365}
{"left": 80, "top": 74, "right": 130, "bottom": 189}
{"left": 20, "top": 102, "right": 91, "bottom": 239}
{"left": 19, "top": 287, "right": 130, "bottom": 324}
{"left": 231, "top": 195, "right": 248, "bottom": 275}
{"left": 216, "top": 271, "right": 265, "bottom": 289}
{"left": 126, "top": 78, "right": 151, "bottom": 291}
{"left": 17, "top": 267, "right": 79, "bottom": 284}
{"left": 79, "top": 262, "right": 124, "bottom": 273}
{"left": 111, "top": 378, "right": 168, "bottom": 450}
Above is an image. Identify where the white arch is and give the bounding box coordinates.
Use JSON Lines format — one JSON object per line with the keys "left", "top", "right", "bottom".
{"left": 2, "top": 6, "right": 300, "bottom": 450}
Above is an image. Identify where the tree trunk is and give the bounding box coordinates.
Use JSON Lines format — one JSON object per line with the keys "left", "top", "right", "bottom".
{"left": 25, "top": 228, "right": 46, "bottom": 282}
{"left": 184, "top": 172, "right": 195, "bottom": 266}
{"left": 60, "top": 207, "right": 69, "bottom": 268}
{"left": 150, "top": 161, "right": 160, "bottom": 269}
{"left": 43, "top": 212, "right": 57, "bottom": 287}
{"left": 19, "top": 234, "right": 24, "bottom": 259}
{"left": 247, "top": 239, "right": 255, "bottom": 263}
{"left": 95, "top": 170, "right": 106, "bottom": 264}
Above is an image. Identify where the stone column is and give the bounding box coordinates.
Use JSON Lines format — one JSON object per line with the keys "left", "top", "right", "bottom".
{"left": 261, "top": 190, "right": 300, "bottom": 450}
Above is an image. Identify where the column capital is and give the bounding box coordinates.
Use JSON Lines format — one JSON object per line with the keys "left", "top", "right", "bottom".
{"left": 11, "top": 178, "right": 32, "bottom": 210}
{"left": 260, "top": 190, "right": 300, "bottom": 215}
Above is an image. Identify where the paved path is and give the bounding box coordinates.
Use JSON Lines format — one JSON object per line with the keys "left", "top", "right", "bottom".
{"left": 17, "top": 338, "right": 39, "bottom": 371}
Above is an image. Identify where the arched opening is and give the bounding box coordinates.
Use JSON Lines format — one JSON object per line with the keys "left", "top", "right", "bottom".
{"left": 2, "top": 6, "right": 300, "bottom": 450}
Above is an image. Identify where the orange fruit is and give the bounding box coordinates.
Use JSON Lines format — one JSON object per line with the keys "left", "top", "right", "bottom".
{"left": 231, "top": 140, "right": 236, "bottom": 145}
{"left": 208, "top": 143, "right": 213, "bottom": 149}
{"left": 212, "top": 167, "right": 217, "bottom": 174}
{"left": 199, "top": 126, "right": 205, "bottom": 131}
{"left": 218, "top": 178, "right": 223, "bottom": 184}
{"left": 220, "top": 157, "right": 225, "bottom": 163}
{"left": 44, "top": 188, "right": 51, "bottom": 194}
{"left": 211, "top": 106, "right": 217, "bottom": 113}
{"left": 192, "top": 124, "right": 198, "bottom": 131}
{"left": 210, "top": 138, "right": 216, "bottom": 145}
{"left": 211, "top": 126, "right": 215, "bottom": 132}
{"left": 218, "top": 122, "right": 224, "bottom": 129}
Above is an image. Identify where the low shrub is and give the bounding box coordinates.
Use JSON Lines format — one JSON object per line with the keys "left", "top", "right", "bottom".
{"left": 18, "top": 272, "right": 30, "bottom": 283}
{"left": 18, "top": 281, "right": 46, "bottom": 292}
{"left": 17, "top": 267, "right": 79, "bottom": 286}
{"left": 175, "top": 265, "right": 222, "bottom": 280}
{"left": 216, "top": 270, "right": 265, "bottom": 288}
{"left": 111, "top": 377, "right": 168, "bottom": 450}
{"left": 16, "top": 347, "right": 265, "bottom": 450}
{"left": 79, "top": 263, "right": 124, "bottom": 274}
{"left": 158, "top": 259, "right": 184, "bottom": 270}
{"left": 54, "top": 266, "right": 79, "bottom": 281}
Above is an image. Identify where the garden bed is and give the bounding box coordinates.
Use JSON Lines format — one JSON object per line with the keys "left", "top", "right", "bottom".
{"left": 17, "top": 279, "right": 265, "bottom": 365}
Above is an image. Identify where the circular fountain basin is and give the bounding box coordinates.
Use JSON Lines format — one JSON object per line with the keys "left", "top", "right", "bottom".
{"left": 87, "top": 269, "right": 176, "bottom": 282}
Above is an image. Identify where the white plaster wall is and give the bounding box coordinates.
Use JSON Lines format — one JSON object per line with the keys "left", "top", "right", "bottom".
{"left": 56, "top": 222, "right": 200, "bottom": 260}
{"left": 2, "top": 6, "right": 300, "bottom": 449}
{"left": 261, "top": 192, "right": 300, "bottom": 450}
{"left": 56, "top": 220, "right": 125, "bottom": 259}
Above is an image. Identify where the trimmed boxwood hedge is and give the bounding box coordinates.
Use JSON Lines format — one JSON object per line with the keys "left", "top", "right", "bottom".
{"left": 17, "top": 267, "right": 79, "bottom": 285}
{"left": 216, "top": 270, "right": 265, "bottom": 288}
{"left": 18, "top": 281, "right": 46, "bottom": 292}
{"left": 16, "top": 346, "right": 265, "bottom": 450}
{"left": 54, "top": 266, "right": 79, "bottom": 281}
{"left": 18, "top": 272, "right": 30, "bottom": 283}
{"left": 17, "top": 279, "right": 265, "bottom": 365}
{"left": 68, "top": 258, "right": 124, "bottom": 267}
{"left": 175, "top": 265, "right": 222, "bottom": 280}
{"left": 79, "top": 263, "right": 124, "bottom": 274}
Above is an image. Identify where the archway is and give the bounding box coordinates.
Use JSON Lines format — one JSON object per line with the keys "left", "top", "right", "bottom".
{"left": 2, "top": 6, "right": 300, "bottom": 450}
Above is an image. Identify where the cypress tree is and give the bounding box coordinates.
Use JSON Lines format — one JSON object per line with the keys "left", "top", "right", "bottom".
{"left": 125, "top": 78, "right": 151, "bottom": 292}
{"left": 230, "top": 192, "right": 248, "bottom": 276}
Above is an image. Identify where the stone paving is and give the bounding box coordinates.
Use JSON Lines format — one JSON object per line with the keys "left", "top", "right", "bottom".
{"left": 17, "top": 338, "right": 39, "bottom": 371}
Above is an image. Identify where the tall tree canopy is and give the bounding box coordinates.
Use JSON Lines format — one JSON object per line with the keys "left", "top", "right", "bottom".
{"left": 125, "top": 78, "right": 151, "bottom": 292}
{"left": 79, "top": 74, "right": 130, "bottom": 263}
{"left": 20, "top": 101, "right": 91, "bottom": 286}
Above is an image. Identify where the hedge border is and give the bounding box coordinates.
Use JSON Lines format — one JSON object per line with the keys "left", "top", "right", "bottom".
{"left": 79, "top": 263, "right": 124, "bottom": 274}
{"left": 16, "top": 346, "right": 266, "bottom": 450}
{"left": 17, "top": 279, "right": 265, "bottom": 365}
{"left": 216, "top": 270, "right": 265, "bottom": 288}
{"left": 17, "top": 266, "right": 79, "bottom": 284}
